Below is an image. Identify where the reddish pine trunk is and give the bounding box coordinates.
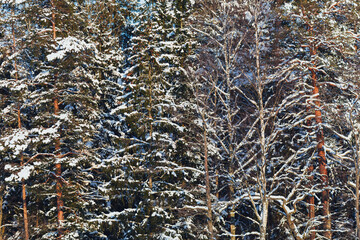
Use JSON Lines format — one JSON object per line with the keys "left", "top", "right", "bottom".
{"left": 55, "top": 162, "right": 64, "bottom": 236}
{"left": 306, "top": 112, "right": 315, "bottom": 240}
{"left": 307, "top": 165, "right": 315, "bottom": 240}
{"left": 51, "top": 3, "right": 64, "bottom": 238}
{"left": 54, "top": 98, "right": 64, "bottom": 238}
{"left": 55, "top": 100, "right": 63, "bottom": 237}
{"left": 310, "top": 46, "right": 331, "bottom": 239}
{"left": 21, "top": 156, "right": 29, "bottom": 240}
{"left": 14, "top": 6, "right": 29, "bottom": 236}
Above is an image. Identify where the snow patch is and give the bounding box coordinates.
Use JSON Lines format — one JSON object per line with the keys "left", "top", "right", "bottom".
{"left": 5, "top": 165, "right": 34, "bottom": 182}
{"left": 0, "top": 129, "right": 30, "bottom": 156}
{"left": 47, "top": 36, "right": 95, "bottom": 61}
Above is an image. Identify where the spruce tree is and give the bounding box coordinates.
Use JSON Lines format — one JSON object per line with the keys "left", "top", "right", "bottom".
{"left": 103, "top": 0, "right": 205, "bottom": 239}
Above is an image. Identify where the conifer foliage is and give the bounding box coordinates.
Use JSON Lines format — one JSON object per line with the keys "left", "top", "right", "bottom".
{"left": 0, "top": 0, "right": 360, "bottom": 239}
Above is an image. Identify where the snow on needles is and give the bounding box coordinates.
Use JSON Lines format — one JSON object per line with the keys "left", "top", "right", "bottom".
{"left": 47, "top": 36, "right": 95, "bottom": 61}
{"left": 0, "top": 129, "right": 30, "bottom": 156}
{"left": 0, "top": 0, "right": 25, "bottom": 3}
{"left": 5, "top": 165, "right": 34, "bottom": 182}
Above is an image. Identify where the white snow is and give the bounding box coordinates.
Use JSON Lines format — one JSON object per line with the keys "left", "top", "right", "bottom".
{"left": 17, "top": 165, "right": 34, "bottom": 180}
{"left": 47, "top": 36, "right": 95, "bottom": 61}
{"left": 0, "top": 129, "right": 30, "bottom": 156}
{"left": 5, "top": 165, "right": 34, "bottom": 182}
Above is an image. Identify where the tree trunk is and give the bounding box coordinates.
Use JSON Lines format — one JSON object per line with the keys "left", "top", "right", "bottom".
{"left": 310, "top": 45, "right": 331, "bottom": 239}
{"left": 18, "top": 109, "right": 29, "bottom": 240}
{"left": 55, "top": 161, "right": 64, "bottom": 238}
{"left": 354, "top": 24, "right": 360, "bottom": 240}
{"left": 215, "top": 170, "right": 219, "bottom": 199}
{"left": 54, "top": 98, "right": 64, "bottom": 238}
{"left": 203, "top": 129, "right": 214, "bottom": 239}
{"left": 229, "top": 166, "right": 236, "bottom": 240}
{"left": 255, "top": 3, "right": 268, "bottom": 238}
{"left": 13, "top": 6, "right": 29, "bottom": 237}
{"left": 55, "top": 99, "right": 64, "bottom": 238}
{"left": 260, "top": 200, "right": 269, "bottom": 240}
{"left": 21, "top": 159, "right": 29, "bottom": 240}
{"left": 307, "top": 165, "right": 315, "bottom": 240}
{"left": 148, "top": 64, "right": 153, "bottom": 190}
{"left": 0, "top": 186, "right": 5, "bottom": 240}
{"left": 51, "top": 3, "right": 64, "bottom": 237}
{"left": 54, "top": 66, "right": 64, "bottom": 235}
{"left": 355, "top": 144, "right": 360, "bottom": 240}
{"left": 19, "top": 111, "right": 29, "bottom": 240}
{"left": 36, "top": 200, "right": 39, "bottom": 229}
{"left": 259, "top": 104, "right": 268, "bottom": 240}
{"left": 356, "top": 166, "right": 360, "bottom": 240}
{"left": 306, "top": 113, "right": 315, "bottom": 240}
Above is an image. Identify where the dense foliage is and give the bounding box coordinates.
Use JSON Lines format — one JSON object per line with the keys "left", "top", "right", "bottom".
{"left": 0, "top": 0, "right": 359, "bottom": 239}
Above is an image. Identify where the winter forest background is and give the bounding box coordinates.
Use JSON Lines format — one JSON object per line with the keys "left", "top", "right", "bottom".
{"left": 0, "top": 0, "right": 359, "bottom": 239}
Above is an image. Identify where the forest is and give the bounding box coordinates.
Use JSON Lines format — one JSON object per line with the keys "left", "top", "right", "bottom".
{"left": 0, "top": 0, "right": 359, "bottom": 239}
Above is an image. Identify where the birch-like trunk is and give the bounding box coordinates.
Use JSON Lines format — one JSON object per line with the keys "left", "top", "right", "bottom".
{"left": 229, "top": 168, "right": 235, "bottom": 240}
{"left": 355, "top": 143, "right": 360, "bottom": 240}
{"left": 255, "top": 2, "right": 268, "bottom": 238}
{"left": 260, "top": 200, "right": 269, "bottom": 240}
{"left": 196, "top": 83, "right": 215, "bottom": 239}
{"left": 203, "top": 128, "right": 214, "bottom": 239}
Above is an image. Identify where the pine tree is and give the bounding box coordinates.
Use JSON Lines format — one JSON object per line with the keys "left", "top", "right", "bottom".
{"left": 278, "top": 0, "right": 359, "bottom": 238}
{"left": 1, "top": 0, "right": 106, "bottom": 238}
{"left": 0, "top": 0, "right": 31, "bottom": 238}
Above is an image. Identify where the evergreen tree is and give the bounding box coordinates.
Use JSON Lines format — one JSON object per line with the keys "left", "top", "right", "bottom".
{"left": 0, "top": 1, "right": 31, "bottom": 238}
{"left": 0, "top": 0, "right": 359, "bottom": 239}
{"left": 0, "top": 0, "right": 106, "bottom": 238}
{"left": 102, "top": 0, "right": 205, "bottom": 239}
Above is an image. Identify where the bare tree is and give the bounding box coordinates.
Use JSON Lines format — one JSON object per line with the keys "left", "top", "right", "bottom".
{"left": 193, "top": 0, "right": 325, "bottom": 239}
